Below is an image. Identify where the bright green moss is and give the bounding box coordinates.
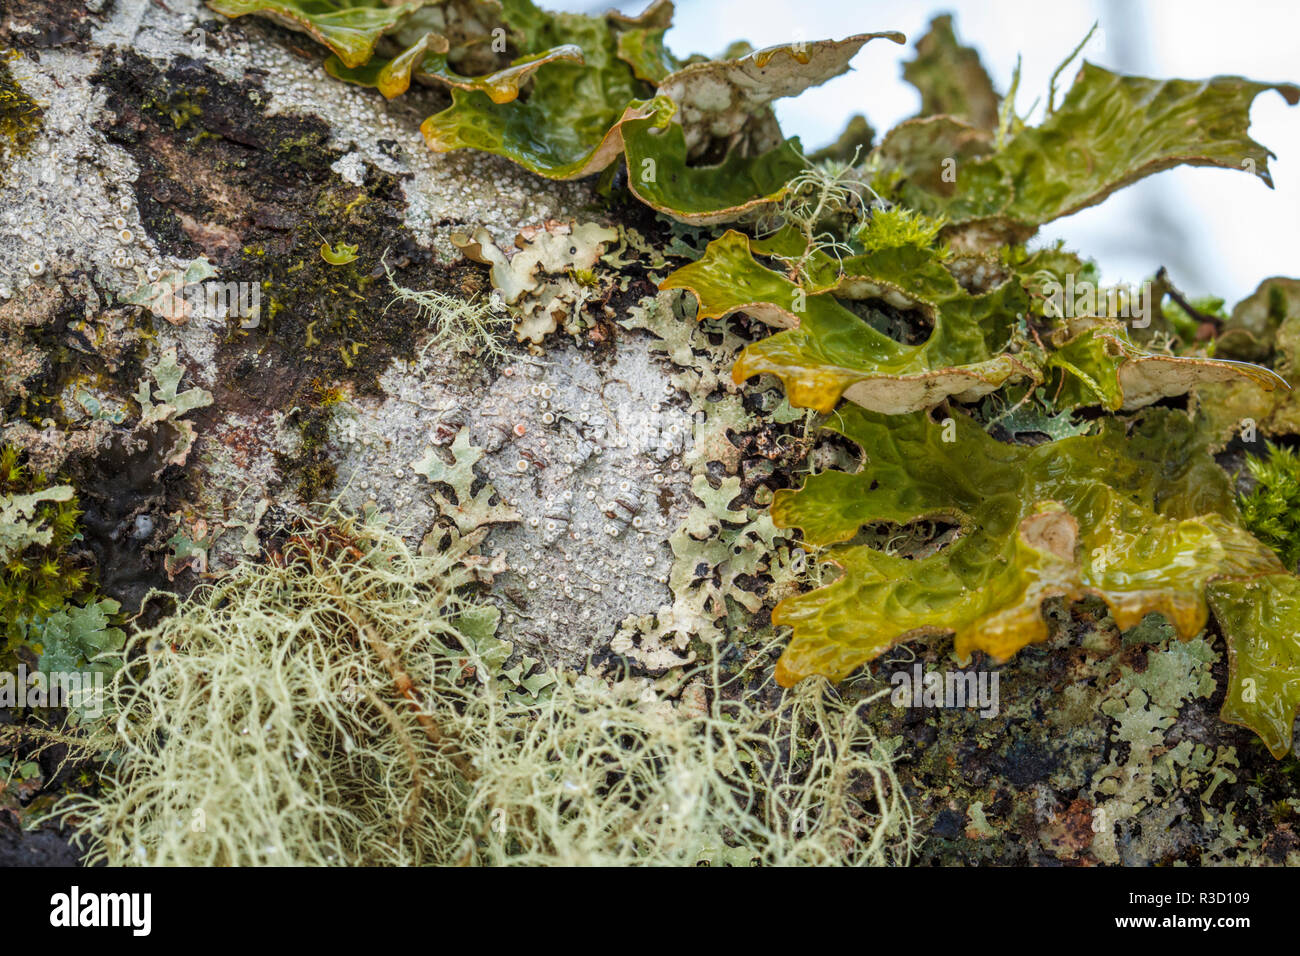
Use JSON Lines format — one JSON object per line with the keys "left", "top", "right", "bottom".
{"left": 0, "top": 446, "right": 90, "bottom": 642}
{"left": 854, "top": 205, "right": 947, "bottom": 256}
{"left": 1240, "top": 442, "right": 1300, "bottom": 571}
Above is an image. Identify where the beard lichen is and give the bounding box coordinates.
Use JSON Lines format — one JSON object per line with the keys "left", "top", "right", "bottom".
{"left": 382, "top": 255, "right": 514, "bottom": 362}
{"left": 60, "top": 508, "right": 912, "bottom": 866}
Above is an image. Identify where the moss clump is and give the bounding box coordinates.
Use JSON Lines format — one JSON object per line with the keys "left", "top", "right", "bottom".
{"left": 854, "top": 204, "right": 948, "bottom": 256}
{"left": 280, "top": 407, "right": 339, "bottom": 503}
{"left": 247, "top": 232, "right": 378, "bottom": 357}
{"left": 142, "top": 86, "right": 205, "bottom": 129}
{"left": 0, "top": 54, "right": 42, "bottom": 168}
{"left": 271, "top": 379, "right": 348, "bottom": 504}
{"left": 227, "top": 184, "right": 455, "bottom": 394}
{"left": 62, "top": 508, "right": 913, "bottom": 866}
{"left": 1239, "top": 441, "right": 1300, "bottom": 571}
{"left": 0, "top": 446, "right": 91, "bottom": 652}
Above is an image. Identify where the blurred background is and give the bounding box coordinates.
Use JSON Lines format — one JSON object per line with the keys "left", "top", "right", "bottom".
{"left": 553, "top": 0, "right": 1300, "bottom": 306}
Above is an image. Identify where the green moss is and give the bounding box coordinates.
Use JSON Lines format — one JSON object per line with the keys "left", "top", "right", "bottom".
{"left": 854, "top": 205, "right": 947, "bottom": 256}
{"left": 242, "top": 241, "right": 374, "bottom": 344}
{"left": 275, "top": 389, "right": 342, "bottom": 503}
{"left": 273, "top": 128, "right": 332, "bottom": 164}
{"left": 0, "top": 55, "right": 43, "bottom": 168}
{"left": 0, "top": 448, "right": 122, "bottom": 683}
{"left": 225, "top": 179, "right": 438, "bottom": 391}
{"left": 0, "top": 447, "right": 90, "bottom": 640}
{"left": 142, "top": 87, "right": 205, "bottom": 129}
{"left": 1239, "top": 441, "right": 1300, "bottom": 571}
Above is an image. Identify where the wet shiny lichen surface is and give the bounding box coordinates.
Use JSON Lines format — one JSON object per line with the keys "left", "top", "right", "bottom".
{"left": 2, "top": 0, "right": 1300, "bottom": 864}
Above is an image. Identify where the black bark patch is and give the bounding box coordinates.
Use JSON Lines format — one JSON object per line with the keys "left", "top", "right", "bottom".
{"left": 0, "top": 0, "right": 99, "bottom": 51}
{"left": 72, "top": 429, "right": 176, "bottom": 614}
{"left": 92, "top": 48, "right": 492, "bottom": 501}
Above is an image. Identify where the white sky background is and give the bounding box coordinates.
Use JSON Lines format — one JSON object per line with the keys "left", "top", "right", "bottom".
{"left": 554, "top": 0, "right": 1300, "bottom": 305}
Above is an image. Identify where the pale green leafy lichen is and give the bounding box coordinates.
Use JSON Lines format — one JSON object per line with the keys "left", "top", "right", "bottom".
{"left": 133, "top": 348, "right": 215, "bottom": 473}
{"left": 0, "top": 448, "right": 122, "bottom": 677}
{"left": 411, "top": 426, "right": 519, "bottom": 533}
